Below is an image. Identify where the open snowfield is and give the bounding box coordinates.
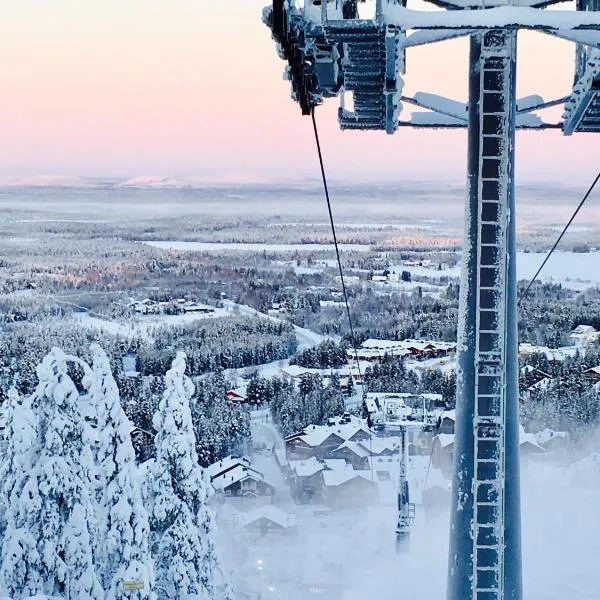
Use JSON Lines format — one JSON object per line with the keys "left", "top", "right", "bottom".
{"left": 71, "top": 306, "right": 232, "bottom": 340}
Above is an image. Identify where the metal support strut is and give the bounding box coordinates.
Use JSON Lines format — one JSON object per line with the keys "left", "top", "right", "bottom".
{"left": 395, "top": 425, "right": 415, "bottom": 552}
{"left": 447, "top": 30, "right": 523, "bottom": 600}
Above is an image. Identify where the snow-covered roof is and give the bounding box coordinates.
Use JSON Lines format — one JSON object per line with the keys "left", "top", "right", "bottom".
{"left": 274, "top": 447, "right": 287, "bottom": 466}
{"left": 211, "top": 464, "right": 275, "bottom": 491}
{"left": 519, "top": 343, "right": 582, "bottom": 361}
{"left": 528, "top": 377, "right": 553, "bottom": 391}
{"left": 572, "top": 325, "right": 597, "bottom": 334}
{"left": 435, "top": 433, "right": 455, "bottom": 448}
{"left": 280, "top": 364, "right": 311, "bottom": 378}
{"left": 289, "top": 457, "right": 325, "bottom": 477}
{"left": 519, "top": 425, "right": 545, "bottom": 452}
{"left": 361, "top": 338, "right": 455, "bottom": 352}
{"left": 206, "top": 455, "right": 251, "bottom": 479}
{"left": 322, "top": 470, "right": 375, "bottom": 487}
{"left": 439, "top": 409, "right": 456, "bottom": 423}
{"left": 289, "top": 417, "right": 372, "bottom": 448}
{"left": 331, "top": 440, "right": 371, "bottom": 458}
{"left": 585, "top": 366, "right": 600, "bottom": 375}
{"left": 242, "top": 505, "right": 296, "bottom": 529}
{"left": 358, "top": 437, "right": 399, "bottom": 455}
{"left": 535, "top": 428, "right": 568, "bottom": 446}
{"left": 322, "top": 459, "right": 349, "bottom": 471}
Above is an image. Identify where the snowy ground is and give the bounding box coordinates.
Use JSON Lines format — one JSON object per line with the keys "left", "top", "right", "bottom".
{"left": 71, "top": 307, "right": 232, "bottom": 340}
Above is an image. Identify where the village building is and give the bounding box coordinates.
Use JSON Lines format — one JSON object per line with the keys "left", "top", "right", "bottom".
{"left": 284, "top": 416, "right": 372, "bottom": 460}
{"left": 225, "top": 388, "right": 248, "bottom": 403}
{"left": 288, "top": 457, "right": 326, "bottom": 503}
{"left": 437, "top": 410, "right": 456, "bottom": 434}
{"left": 584, "top": 365, "right": 600, "bottom": 383}
{"left": 569, "top": 324, "right": 600, "bottom": 346}
{"left": 208, "top": 455, "right": 276, "bottom": 499}
{"left": 322, "top": 470, "right": 378, "bottom": 509}
{"left": 212, "top": 464, "right": 276, "bottom": 498}
{"left": 241, "top": 505, "right": 297, "bottom": 536}
{"left": 327, "top": 440, "right": 371, "bottom": 470}
{"left": 431, "top": 433, "right": 455, "bottom": 477}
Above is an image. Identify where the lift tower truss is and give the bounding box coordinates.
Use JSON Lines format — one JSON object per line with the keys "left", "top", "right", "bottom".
{"left": 263, "top": 2, "right": 600, "bottom": 599}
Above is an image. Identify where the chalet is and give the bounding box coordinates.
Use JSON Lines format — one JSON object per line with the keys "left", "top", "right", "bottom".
{"left": 280, "top": 364, "right": 311, "bottom": 383}
{"left": 212, "top": 464, "right": 276, "bottom": 498}
{"left": 206, "top": 455, "right": 254, "bottom": 480}
{"left": 437, "top": 410, "right": 456, "bottom": 434}
{"left": 520, "top": 365, "right": 551, "bottom": 388}
{"left": 288, "top": 457, "right": 325, "bottom": 503}
{"left": 327, "top": 441, "right": 370, "bottom": 470}
{"left": 242, "top": 505, "right": 296, "bottom": 536}
{"left": 584, "top": 365, "right": 600, "bottom": 383}
{"left": 225, "top": 388, "right": 248, "bottom": 403}
{"left": 569, "top": 325, "right": 600, "bottom": 346}
{"left": 431, "top": 433, "right": 455, "bottom": 477}
{"left": 285, "top": 429, "right": 345, "bottom": 460}
{"left": 519, "top": 343, "right": 581, "bottom": 362}
{"left": 322, "top": 470, "right": 378, "bottom": 509}
{"left": 284, "top": 416, "right": 373, "bottom": 460}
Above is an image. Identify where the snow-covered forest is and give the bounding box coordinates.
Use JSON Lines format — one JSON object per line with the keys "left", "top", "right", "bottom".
{"left": 0, "top": 347, "right": 232, "bottom": 600}
{"left": 0, "top": 183, "right": 599, "bottom": 599}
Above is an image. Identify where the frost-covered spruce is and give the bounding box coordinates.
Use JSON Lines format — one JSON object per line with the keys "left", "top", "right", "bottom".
{"left": 0, "top": 348, "right": 103, "bottom": 600}
{"left": 0, "top": 389, "right": 37, "bottom": 551}
{"left": 150, "top": 352, "right": 230, "bottom": 600}
{"left": 85, "top": 344, "right": 153, "bottom": 599}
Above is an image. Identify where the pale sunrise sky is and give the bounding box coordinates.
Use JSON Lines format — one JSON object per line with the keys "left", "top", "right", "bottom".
{"left": 0, "top": 0, "right": 596, "bottom": 182}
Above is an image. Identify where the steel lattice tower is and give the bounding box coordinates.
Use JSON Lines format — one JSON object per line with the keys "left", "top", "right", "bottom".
{"left": 263, "top": 2, "right": 600, "bottom": 598}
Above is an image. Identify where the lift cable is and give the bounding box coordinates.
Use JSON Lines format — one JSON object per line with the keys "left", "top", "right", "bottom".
{"left": 311, "top": 107, "right": 376, "bottom": 482}
{"left": 311, "top": 107, "right": 366, "bottom": 396}
{"left": 518, "top": 170, "right": 600, "bottom": 306}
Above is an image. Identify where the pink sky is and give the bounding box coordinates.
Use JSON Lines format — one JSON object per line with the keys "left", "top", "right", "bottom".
{"left": 0, "top": 0, "right": 596, "bottom": 182}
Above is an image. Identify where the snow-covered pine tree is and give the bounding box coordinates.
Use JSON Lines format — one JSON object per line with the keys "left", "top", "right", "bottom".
{"left": 85, "top": 343, "right": 153, "bottom": 600}
{"left": 149, "top": 352, "right": 230, "bottom": 600}
{"left": 0, "top": 388, "right": 37, "bottom": 551}
{"left": 0, "top": 348, "right": 103, "bottom": 600}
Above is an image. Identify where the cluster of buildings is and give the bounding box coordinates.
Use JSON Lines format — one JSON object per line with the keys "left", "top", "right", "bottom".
{"left": 430, "top": 410, "right": 568, "bottom": 477}
{"left": 348, "top": 338, "right": 456, "bottom": 363}
{"left": 127, "top": 297, "right": 215, "bottom": 315}
{"left": 276, "top": 415, "right": 402, "bottom": 509}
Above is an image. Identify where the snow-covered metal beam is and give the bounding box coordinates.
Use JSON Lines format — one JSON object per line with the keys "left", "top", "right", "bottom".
{"left": 351, "top": 6, "right": 600, "bottom": 31}
{"left": 423, "top": 0, "right": 570, "bottom": 10}
{"left": 401, "top": 93, "right": 469, "bottom": 122}
{"left": 516, "top": 96, "right": 569, "bottom": 113}
{"left": 403, "top": 29, "right": 474, "bottom": 48}
{"left": 546, "top": 28, "right": 600, "bottom": 49}
{"left": 398, "top": 119, "right": 562, "bottom": 129}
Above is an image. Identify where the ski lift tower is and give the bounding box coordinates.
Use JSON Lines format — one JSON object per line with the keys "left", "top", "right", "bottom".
{"left": 263, "top": 1, "right": 600, "bottom": 599}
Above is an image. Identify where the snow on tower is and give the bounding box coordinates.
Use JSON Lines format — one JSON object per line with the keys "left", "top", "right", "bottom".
{"left": 0, "top": 348, "right": 103, "bottom": 600}
{"left": 85, "top": 343, "right": 153, "bottom": 600}
{"left": 149, "top": 351, "right": 231, "bottom": 600}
